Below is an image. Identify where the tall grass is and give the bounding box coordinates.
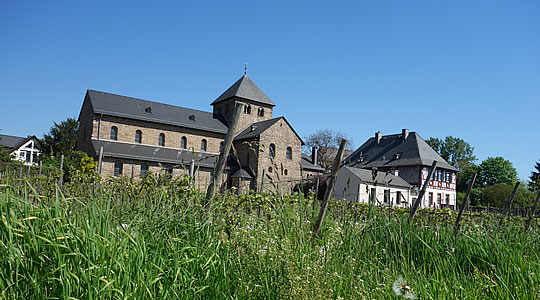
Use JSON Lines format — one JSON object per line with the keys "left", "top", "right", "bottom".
{"left": 0, "top": 176, "right": 538, "bottom": 299}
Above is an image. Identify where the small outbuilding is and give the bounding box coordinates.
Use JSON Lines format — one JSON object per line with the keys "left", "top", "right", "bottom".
{"left": 333, "top": 166, "right": 412, "bottom": 207}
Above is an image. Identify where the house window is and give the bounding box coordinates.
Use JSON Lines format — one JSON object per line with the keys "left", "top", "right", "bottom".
{"left": 219, "top": 141, "right": 224, "bottom": 152}
{"left": 396, "top": 191, "right": 402, "bottom": 204}
{"left": 437, "top": 193, "right": 442, "bottom": 208}
{"left": 258, "top": 108, "right": 264, "bottom": 117}
{"left": 181, "top": 136, "right": 187, "bottom": 149}
{"left": 158, "top": 133, "right": 165, "bottom": 146}
{"left": 384, "top": 189, "right": 390, "bottom": 204}
{"left": 140, "top": 164, "right": 148, "bottom": 176}
{"left": 284, "top": 169, "right": 288, "bottom": 176}
{"left": 429, "top": 192, "right": 433, "bottom": 206}
{"left": 244, "top": 105, "right": 251, "bottom": 114}
{"left": 25, "top": 151, "right": 31, "bottom": 162}
{"left": 370, "top": 188, "right": 376, "bottom": 204}
{"left": 110, "top": 126, "right": 118, "bottom": 140}
{"left": 268, "top": 166, "right": 273, "bottom": 173}
{"left": 269, "top": 143, "right": 275, "bottom": 159}
{"left": 286, "top": 147, "right": 292, "bottom": 160}
{"left": 114, "top": 162, "right": 123, "bottom": 177}
{"left": 201, "top": 139, "right": 207, "bottom": 151}
{"left": 446, "top": 194, "right": 450, "bottom": 207}
{"left": 19, "top": 151, "right": 25, "bottom": 158}
{"left": 135, "top": 130, "right": 142, "bottom": 143}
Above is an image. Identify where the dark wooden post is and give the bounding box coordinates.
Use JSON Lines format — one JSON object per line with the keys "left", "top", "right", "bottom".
{"left": 314, "top": 139, "right": 347, "bottom": 236}
{"left": 97, "top": 146, "right": 104, "bottom": 174}
{"left": 259, "top": 169, "right": 266, "bottom": 193}
{"left": 409, "top": 160, "right": 438, "bottom": 222}
{"left": 58, "top": 154, "right": 64, "bottom": 189}
{"left": 498, "top": 181, "right": 520, "bottom": 227}
{"left": 526, "top": 191, "right": 540, "bottom": 230}
{"left": 454, "top": 173, "right": 477, "bottom": 234}
{"left": 206, "top": 103, "right": 244, "bottom": 204}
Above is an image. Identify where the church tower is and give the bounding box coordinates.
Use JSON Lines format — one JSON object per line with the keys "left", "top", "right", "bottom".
{"left": 211, "top": 75, "right": 275, "bottom": 133}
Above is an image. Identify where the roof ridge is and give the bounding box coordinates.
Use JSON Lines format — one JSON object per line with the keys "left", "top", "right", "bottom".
{"left": 88, "top": 90, "right": 214, "bottom": 116}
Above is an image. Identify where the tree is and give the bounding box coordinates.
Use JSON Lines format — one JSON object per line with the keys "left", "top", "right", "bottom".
{"left": 0, "top": 139, "right": 13, "bottom": 162}
{"left": 40, "top": 117, "right": 79, "bottom": 157}
{"left": 529, "top": 160, "right": 540, "bottom": 192}
{"left": 481, "top": 184, "right": 535, "bottom": 209}
{"left": 426, "top": 136, "right": 477, "bottom": 193}
{"left": 476, "top": 157, "right": 518, "bottom": 188}
{"left": 425, "top": 136, "right": 476, "bottom": 170}
{"left": 304, "top": 129, "right": 353, "bottom": 171}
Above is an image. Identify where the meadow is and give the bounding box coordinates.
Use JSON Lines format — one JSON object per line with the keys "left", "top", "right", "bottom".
{"left": 1, "top": 173, "right": 539, "bottom": 299}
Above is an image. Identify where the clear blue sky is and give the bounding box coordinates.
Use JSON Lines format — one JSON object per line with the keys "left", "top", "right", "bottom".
{"left": 1, "top": 1, "right": 538, "bottom": 180}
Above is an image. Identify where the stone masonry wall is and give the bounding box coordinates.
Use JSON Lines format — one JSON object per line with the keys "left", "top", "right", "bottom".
{"left": 257, "top": 118, "right": 302, "bottom": 192}
{"left": 94, "top": 115, "right": 226, "bottom": 154}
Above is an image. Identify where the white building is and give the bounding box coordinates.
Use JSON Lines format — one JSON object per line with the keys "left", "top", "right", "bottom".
{"left": 0, "top": 134, "right": 41, "bottom": 165}
{"left": 333, "top": 166, "right": 412, "bottom": 206}
{"left": 343, "top": 129, "right": 459, "bottom": 210}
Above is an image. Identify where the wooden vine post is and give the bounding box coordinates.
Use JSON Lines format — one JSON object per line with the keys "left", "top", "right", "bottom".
{"left": 526, "top": 191, "right": 540, "bottom": 230}
{"left": 498, "top": 181, "right": 520, "bottom": 227}
{"left": 409, "top": 160, "right": 438, "bottom": 223}
{"left": 205, "top": 103, "right": 244, "bottom": 205}
{"left": 314, "top": 139, "right": 347, "bottom": 236}
{"left": 454, "top": 173, "right": 477, "bottom": 234}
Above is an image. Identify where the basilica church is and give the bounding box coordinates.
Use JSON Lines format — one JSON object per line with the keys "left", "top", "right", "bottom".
{"left": 76, "top": 74, "right": 323, "bottom": 192}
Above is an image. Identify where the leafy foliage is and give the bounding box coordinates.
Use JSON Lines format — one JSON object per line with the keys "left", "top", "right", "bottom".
{"left": 530, "top": 160, "right": 540, "bottom": 192}
{"left": 476, "top": 156, "right": 518, "bottom": 188}
{"left": 40, "top": 117, "right": 79, "bottom": 157}
{"left": 425, "top": 136, "right": 477, "bottom": 170}
{"left": 481, "top": 183, "right": 535, "bottom": 208}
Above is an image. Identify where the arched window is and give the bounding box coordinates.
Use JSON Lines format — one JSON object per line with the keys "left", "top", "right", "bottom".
{"left": 284, "top": 169, "right": 288, "bottom": 176}
{"left": 201, "top": 139, "right": 207, "bottom": 151}
{"left": 110, "top": 126, "right": 118, "bottom": 140}
{"left": 258, "top": 108, "right": 264, "bottom": 117}
{"left": 219, "top": 141, "right": 224, "bottom": 152}
{"left": 269, "top": 143, "right": 276, "bottom": 159}
{"left": 268, "top": 166, "right": 273, "bottom": 173}
{"left": 286, "top": 146, "right": 292, "bottom": 160}
{"left": 181, "top": 136, "right": 187, "bottom": 149}
{"left": 158, "top": 133, "right": 165, "bottom": 146}
{"left": 135, "top": 130, "right": 142, "bottom": 143}
{"left": 244, "top": 105, "right": 251, "bottom": 114}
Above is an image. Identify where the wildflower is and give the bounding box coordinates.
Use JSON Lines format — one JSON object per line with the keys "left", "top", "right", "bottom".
{"left": 392, "top": 276, "right": 416, "bottom": 299}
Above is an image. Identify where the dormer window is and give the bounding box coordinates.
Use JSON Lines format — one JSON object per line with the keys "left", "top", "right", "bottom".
{"left": 258, "top": 108, "right": 264, "bottom": 117}
{"left": 145, "top": 107, "right": 152, "bottom": 114}
{"left": 135, "top": 130, "right": 142, "bottom": 143}
{"left": 189, "top": 115, "right": 195, "bottom": 121}
{"left": 244, "top": 105, "right": 252, "bottom": 114}
{"left": 181, "top": 136, "right": 187, "bottom": 149}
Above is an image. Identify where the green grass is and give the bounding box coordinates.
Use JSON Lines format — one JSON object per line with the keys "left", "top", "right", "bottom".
{"left": 0, "top": 175, "right": 539, "bottom": 299}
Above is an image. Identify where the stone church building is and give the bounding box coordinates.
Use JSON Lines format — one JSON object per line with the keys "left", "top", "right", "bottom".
{"left": 76, "top": 75, "right": 323, "bottom": 192}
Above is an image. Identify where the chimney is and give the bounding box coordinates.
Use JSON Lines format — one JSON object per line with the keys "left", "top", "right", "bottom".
{"left": 312, "top": 146, "right": 318, "bottom": 166}
{"left": 402, "top": 129, "right": 409, "bottom": 141}
{"left": 375, "top": 131, "right": 382, "bottom": 144}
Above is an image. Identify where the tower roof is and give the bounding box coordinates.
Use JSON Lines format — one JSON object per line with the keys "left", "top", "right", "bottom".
{"left": 212, "top": 75, "right": 275, "bottom": 107}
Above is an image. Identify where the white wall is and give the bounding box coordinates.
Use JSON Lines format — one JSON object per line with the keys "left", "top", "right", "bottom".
{"left": 11, "top": 139, "right": 41, "bottom": 166}
{"left": 333, "top": 167, "right": 411, "bottom": 207}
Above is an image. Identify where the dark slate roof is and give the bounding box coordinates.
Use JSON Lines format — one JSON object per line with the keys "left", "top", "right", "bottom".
{"left": 84, "top": 90, "right": 229, "bottom": 134}
{"left": 301, "top": 153, "right": 325, "bottom": 172}
{"left": 235, "top": 118, "right": 281, "bottom": 140}
{"left": 234, "top": 117, "right": 305, "bottom": 145}
{"left": 343, "top": 166, "right": 412, "bottom": 188}
{"left": 0, "top": 134, "right": 27, "bottom": 149}
{"left": 344, "top": 132, "right": 458, "bottom": 171}
{"left": 91, "top": 139, "right": 240, "bottom": 169}
{"left": 212, "top": 75, "right": 275, "bottom": 107}
{"left": 231, "top": 168, "right": 253, "bottom": 179}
